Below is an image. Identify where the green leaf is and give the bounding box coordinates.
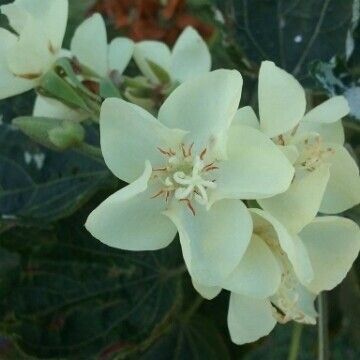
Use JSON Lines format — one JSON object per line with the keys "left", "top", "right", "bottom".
{"left": 0, "top": 220, "right": 183, "bottom": 359}
{"left": 137, "top": 316, "right": 230, "bottom": 360}
{"left": 310, "top": 57, "right": 360, "bottom": 121}
{"left": 218, "top": 0, "right": 356, "bottom": 81}
{"left": 0, "top": 119, "right": 110, "bottom": 223}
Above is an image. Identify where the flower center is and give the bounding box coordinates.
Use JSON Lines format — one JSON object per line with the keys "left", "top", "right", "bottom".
{"left": 151, "top": 144, "right": 218, "bottom": 214}
{"left": 295, "top": 135, "right": 334, "bottom": 172}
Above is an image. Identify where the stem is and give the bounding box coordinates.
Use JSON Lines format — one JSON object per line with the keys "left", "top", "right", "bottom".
{"left": 288, "top": 323, "right": 303, "bottom": 360}
{"left": 318, "top": 293, "right": 329, "bottom": 360}
{"left": 76, "top": 142, "right": 103, "bottom": 160}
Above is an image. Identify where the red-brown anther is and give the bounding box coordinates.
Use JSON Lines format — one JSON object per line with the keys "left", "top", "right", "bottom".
{"left": 157, "top": 147, "right": 173, "bottom": 157}
{"left": 204, "top": 166, "right": 219, "bottom": 172}
{"left": 278, "top": 135, "right": 285, "bottom": 146}
{"left": 200, "top": 148, "right": 207, "bottom": 160}
{"left": 151, "top": 189, "right": 165, "bottom": 199}
{"left": 152, "top": 167, "right": 167, "bottom": 172}
{"left": 180, "top": 198, "right": 196, "bottom": 216}
{"left": 165, "top": 191, "right": 171, "bottom": 202}
{"left": 188, "top": 142, "right": 194, "bottom": 157}
{"left": 181, "top": 143, "right": 187, "bottom": 157}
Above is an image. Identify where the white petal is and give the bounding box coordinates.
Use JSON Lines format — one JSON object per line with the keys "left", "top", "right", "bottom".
{"left": 302, "top": 96, "right": 349, "bottom": 124}
{"left": 71, "top": 13, "right": 108, "bottom": 77}
{"left": 259, "top": 164, "right": 330, "bottom": 234}
{"left": 108, "top": 37, "right": 134, "bottom": 74}
{"left": 133, "top": 41, "right": 171, "bottom": 84}
{"left": 100, "top": 98, "right": 186, "bottom": 183}
{"left": 300, "top": 216, "right": 360, "bottom": 293}
{"left": 159, "top": 69, "right": 242, "bottom": 157}
{"left": 7, "top": 18, "right": 55, "bottom": 77}
{"left": 33, "top": 96, "right": 86, "bottom": 121}
{"left": 280, "top": 145, "right": 300, "bottom": 164}
{"left": 250, "top": 209, "right": 314, "bottom": 286}
{"left": 223, "top": 234, "right": 281, "bottom": 298}
{"left": 231, "top": 106, "right": 260, "bottom": 129}
{"left": 211, "top": 125, "right": 294, "bottom": 203}
{"left": 0, "top": 28, "right": 35, "bottom": 99}
{"left": 1, "top": 0, "right": 68, "bottom": 50}
{"left": 85, "top": 162, "right": 177, "bottom": 250}
{"left": 296, "top": 120, "right": 344, "bottom": 144}
{"left": 320, "top": 144, "right": 360, "bottom": 214}
{"left": 192, "top": 279, "right": 221, "bottom": 300}
{"left": 259, "top": 61, "right": 306, "bottom": 138}
{"left": 165, "top": 199, "right": 253, "bottom": 286}
{"left": 170, "top": 26, "right": 211, "bottom": 83}
{"left": 228, "top": 293, "right": 276, "bottom": 345}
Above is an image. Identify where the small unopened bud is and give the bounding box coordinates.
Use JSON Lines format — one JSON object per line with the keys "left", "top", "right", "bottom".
{"left": 48, "top": 120, "right": 85, "bottom": 150}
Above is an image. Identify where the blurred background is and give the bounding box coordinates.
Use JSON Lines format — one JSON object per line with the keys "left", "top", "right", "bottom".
{"left": 0, "top": 0, "right": 359, "bottom": 359}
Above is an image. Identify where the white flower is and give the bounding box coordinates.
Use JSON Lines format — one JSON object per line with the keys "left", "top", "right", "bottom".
{"left": 33, "top": 13, "right": 134, "bottom": 121}
{"left": 233, "top": 61, "right": 360, "bottom": 234}
{"left": 193, "top": 209, "right": 360, "bottom": 345}
{"left": 133, "top": 26, "right": 211, "bottom": 85}
{"left": 0, "top": 0, "right": 68, "bottom": 99}
{"left": 85, "top": 70, "right": 294, "bottom": 286}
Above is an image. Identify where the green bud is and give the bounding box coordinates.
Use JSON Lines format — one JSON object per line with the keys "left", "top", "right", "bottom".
{"left": 13, "top": 116, "right": 85, "bottom": 151}
{"left": 48, "top": 120, "right": 85, "bottom": 150}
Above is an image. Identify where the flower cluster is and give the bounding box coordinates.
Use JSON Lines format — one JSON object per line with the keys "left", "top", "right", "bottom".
{"left": 1, "top": 0, "right": 359, "bottom": 346}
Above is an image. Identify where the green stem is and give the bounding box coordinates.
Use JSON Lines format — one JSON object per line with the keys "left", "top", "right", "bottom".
{"left": 288, "top": 323, "right": 303, "bottom": 360}
{"left": 318, "top": 293, "right": 329, "bottom": 360}
{"left": 76, "top": 142, "right": 103, "bottom": 160}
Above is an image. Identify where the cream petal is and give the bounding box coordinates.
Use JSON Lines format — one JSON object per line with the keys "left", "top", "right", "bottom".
{"left": 100, "top": 98, "right": 186, "bottom": 183}
{"left": 164, "top": 199, "right": 253, "bottom": 286}
{"left": 108, "top": 37, "right": 134, "bottom": 74}
{"left": 259, "top": 61, "right": 306, "bottom": 137}
{"left": 33, "top": 96, "right": 86, "bottom": 121}
{"left": 231, "top": 106, "right": 260, "bottom": 129}
{"left": 170, "top": 26, "right": 211, "bottom": 83}
{"left": 211, "top": 125, "right": 294, "bottom": 203}
{"left": 296, "top": 120, "right": 344, "bottom": 144}
{"left": 7, "top": 18, "right": 55, "bottom": 77}
{"left": 320, "top": 144, "right": 360, "bottom": 214}
{"left": 71, "top": 13, "right": 108, "bottom": 77}
{"left": 259, "top": 164, "right": 330, "bottom": 234}
{"left": 192, "top": 279, "right": 221, "bottom": 300}
{"left": 250, "top": 209, "right": 314, "bottom": 286}
{"left": 85, "top": 162, "right": 177, "bottom": 250}
{"left": 279, "top": 145, "right": 300, "bottom": 164}
{"left": 133, "top": 41, "right": 171, "bottom": 84}
{"left": 228, "top": 293, "right": 276, "bottom": 345}
{"left": 300, "top": 216, "right": 360, "bottom": 293}
{"left": 302, "top": 96, "right": 349, "bottom": 124}
{"left": 0, "top": 28, "right": 35, "bottom": 99}
{"left": 1, "top": 0, "right": 68, "bottom": 50}
{"left": 158, "top": 69, "right": 243, "bottom": 157}
{"left": 223, "top": 234, "right": 281, "bottom": 298}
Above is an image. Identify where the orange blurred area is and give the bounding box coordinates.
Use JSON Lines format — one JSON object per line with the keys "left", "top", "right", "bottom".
{"left": 92, "top": 0, "right": 214, "bottom": 44}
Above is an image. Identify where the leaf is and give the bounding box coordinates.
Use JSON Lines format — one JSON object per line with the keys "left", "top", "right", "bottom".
{"left": 0, "top": 114, "right": 111, "bottom": 223}
{"left": 311, "top": 57, "right": 360, "bottom": 121}
{"left": 0, "top": 218, "right": 183, "bottom": 359}
{"left": 218, "top": 0, "right": 356, "bottom": 81}
{"left": 137, "top": 316, "right": 230, "bottom": 360}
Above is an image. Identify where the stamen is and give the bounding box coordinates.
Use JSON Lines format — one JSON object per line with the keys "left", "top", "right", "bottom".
{"left": 151, "top": 190, "right": 165, "bottom": 199}
{"left": 180, "top": 198, "right": 196, "bottom": 216}
{"left": 200, "top": 148, "right": 207, "bottom": 160}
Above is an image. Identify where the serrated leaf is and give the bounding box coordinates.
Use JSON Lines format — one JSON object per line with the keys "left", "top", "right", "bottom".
{"left": 0, "top": 220, "right": 183, "bottom": 359}
{"left": 218, "top": 0, "right": 355, "bottom": 81}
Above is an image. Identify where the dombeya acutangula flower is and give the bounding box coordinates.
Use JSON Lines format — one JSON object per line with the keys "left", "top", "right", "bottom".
{"left": 233, "top": 61, "right": 360, "bottom": 234}
{"left": 33, "top": 13, "right": 134, "bottom": 121}
{"left": 0, "top": 0, "right": 68, "bottom": 99}
{"left": 193, "top": 209, "right": 360, "bottom": 344}
{"left": 85, "top": 69, "right": 294, "bottom": 286}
